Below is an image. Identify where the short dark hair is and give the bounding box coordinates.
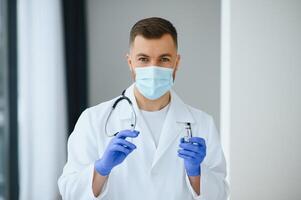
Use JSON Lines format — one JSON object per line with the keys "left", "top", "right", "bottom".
{"left": 129, "top": 17, "right": 178, "bottom": 49}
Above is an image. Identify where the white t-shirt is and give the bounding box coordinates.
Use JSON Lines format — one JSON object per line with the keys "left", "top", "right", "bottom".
{"left": 140, "top": 104, "right": 170, "bottom": 147}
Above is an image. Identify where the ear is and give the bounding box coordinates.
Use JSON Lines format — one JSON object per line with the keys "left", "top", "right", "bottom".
{"left": 126, "top": 53, "right": 136, "bottom": 80}
{"left": 126, "top": 53, "right": 133, "bottom": 71}
{"left": 172, "top": 54, "right": 180, "bottom": 81}
{"left": 175, "top": 54, "right": 181, "bottom": 71}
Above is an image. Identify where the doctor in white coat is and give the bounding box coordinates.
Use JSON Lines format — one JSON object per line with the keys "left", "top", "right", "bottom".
{"left": 58, "top": 17, "right": 229, "bottom": 200}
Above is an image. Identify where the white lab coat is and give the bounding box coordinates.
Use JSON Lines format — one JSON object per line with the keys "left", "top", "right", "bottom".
{"left": 58, "top": 84, "right": 229, "bottom": 200}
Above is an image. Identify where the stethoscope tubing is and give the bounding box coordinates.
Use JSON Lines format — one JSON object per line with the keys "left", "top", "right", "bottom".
{"left": 104, "top": 89, "right": 137, "bottom": 137}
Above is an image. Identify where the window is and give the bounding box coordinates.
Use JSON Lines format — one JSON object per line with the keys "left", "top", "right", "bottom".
{"left": 0, "top": 0, "right": 19, "bottom": 199}
{"left": 0, "top": 0, "right": 8, "bottom": 198}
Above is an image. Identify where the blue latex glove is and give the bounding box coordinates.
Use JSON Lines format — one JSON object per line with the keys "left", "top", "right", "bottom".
{"left": 95, "top": 129, "right": 139, "bottom": 176}
{"left": 178, "top": 137, "right": 206, "bottom": 176}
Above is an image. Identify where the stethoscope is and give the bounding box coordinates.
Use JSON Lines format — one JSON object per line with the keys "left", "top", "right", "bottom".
{"left": 104, "top": 89, "right": 193, "bottom": 141}
{"left": 104, "top": 89, "right": 137, "bottom": 137}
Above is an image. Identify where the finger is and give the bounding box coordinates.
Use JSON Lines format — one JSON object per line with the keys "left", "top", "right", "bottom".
{"left": 111, "top": 144, "right": 131, "bottom": 155}
{"left": 180, "top": 138, "right": 185, "bottom": 143}
{"left": 180, "top": 137, "right": 206, "bottom": 149}
{"left": 113, "top": 138, "right": 137, "bottom": 150}
{"left": 188, "top": 137, "right": 206, "bottom": 147}
{"left": 179, "top": 143, "right": 203, "bottom": 153}
{"left": 116, "top": 130, "right": 140, "bottom": 139}
{"left": 178, "top": 153, "right": 194, "bottom": 161}
{"left": 181, "top": 147, "right": 206, "bottom": 158}
{"left": 178, "top": 149, "right": 198, "bottom": 159}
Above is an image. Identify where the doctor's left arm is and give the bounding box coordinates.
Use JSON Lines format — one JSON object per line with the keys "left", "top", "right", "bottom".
{"left": 58, "top": 109, "right": 108, "bottom": 200}
{"left": 185, "top": 116, "right": 230, "bottom": 200}
{"left": 201, "top": 116, "right": 230, "bottom": 200}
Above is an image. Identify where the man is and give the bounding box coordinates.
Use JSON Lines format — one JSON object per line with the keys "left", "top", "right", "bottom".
{"left": 58, "top": 17, "right": 229, "bottom": 200}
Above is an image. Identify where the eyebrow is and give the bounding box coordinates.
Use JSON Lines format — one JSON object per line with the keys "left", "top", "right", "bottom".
{"left": 136, "top": 53, "right": 150, "bottom": 58}
{"left": 136, "top": 53, "right": 172, "bottom": 58}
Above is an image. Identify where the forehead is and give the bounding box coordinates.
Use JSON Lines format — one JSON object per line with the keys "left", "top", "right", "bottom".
{"left": 131, "top": 34, "right": 177, "bottom": 56}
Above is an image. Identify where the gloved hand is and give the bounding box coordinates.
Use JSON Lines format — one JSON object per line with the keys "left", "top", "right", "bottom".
{"left": 95, "top": 129, "right": 139, "bottom": 176}
{"left": 178, "top": 137, "right": 206, "bottom": 176}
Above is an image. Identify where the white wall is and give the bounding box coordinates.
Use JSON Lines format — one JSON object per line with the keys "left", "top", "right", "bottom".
{"left": 87, "top": 0, "right": 301, "bottom": 198}
{"left": 86, "top": 0, "right": 221, "bottom": 129}
{"left": 228, "top": 0, "right": 301, "bottom": 199}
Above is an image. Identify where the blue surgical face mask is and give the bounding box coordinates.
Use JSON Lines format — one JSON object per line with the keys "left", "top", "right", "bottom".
{"left": 134, "top": 66, "right": 174, "bottom": 100}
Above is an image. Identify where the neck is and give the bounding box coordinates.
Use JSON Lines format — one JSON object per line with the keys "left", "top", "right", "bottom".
{"left": 134, "top": 86, "right": 171, "bottom": 111}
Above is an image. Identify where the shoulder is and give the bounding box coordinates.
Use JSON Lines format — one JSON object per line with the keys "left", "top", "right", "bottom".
{"left": 78, "top": 96, "right": 120, "bottom": 125}
{"left": 70, "top": 97, "right": 120, "bottom": 142}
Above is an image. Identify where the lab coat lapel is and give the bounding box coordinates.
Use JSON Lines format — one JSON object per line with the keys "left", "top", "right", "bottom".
{"left": 118, "top": 84, "right": 157, "bottom": 153}
{"left": 151, "top": 90, "right": 195, "bottom": 169}
{"left": 117, "top": 84, "right": 195, "bottom": 170}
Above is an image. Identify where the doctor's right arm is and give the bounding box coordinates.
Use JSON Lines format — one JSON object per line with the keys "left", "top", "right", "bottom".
{"left": 58, "top": 109, "right": 139, "bottom": 199}
{"left": 58, "top": 109, "right": 110, "bottom": 200}
{"left": 92, "top": 170, "right": 108, "bottom": 197}
{"left": 92, "top": 130, "right": 139, "bottom": 196}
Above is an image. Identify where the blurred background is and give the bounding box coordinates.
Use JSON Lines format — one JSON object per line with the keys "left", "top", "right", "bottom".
{"left": 0, "top": 0, "right": 300, "bottom": 199}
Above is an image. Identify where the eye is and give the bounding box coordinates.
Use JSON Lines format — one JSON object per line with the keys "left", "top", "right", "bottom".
{"left": 138, "top": 57, "right": 149, "bottom": 62}
{"left": 161, "top": 57, "right": 170, "bottom": 62}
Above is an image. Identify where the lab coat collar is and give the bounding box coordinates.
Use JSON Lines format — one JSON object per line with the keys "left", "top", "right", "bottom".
{"left": 119, "top": 83, "right": 195, "bottom": 124}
